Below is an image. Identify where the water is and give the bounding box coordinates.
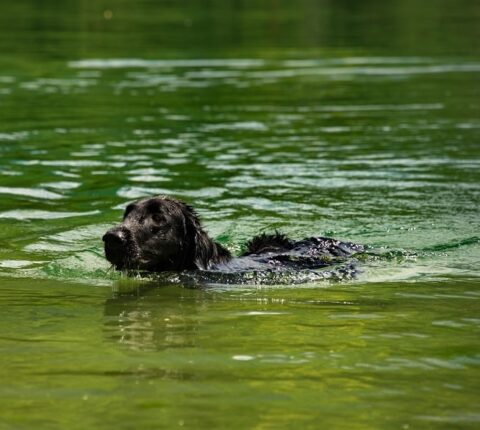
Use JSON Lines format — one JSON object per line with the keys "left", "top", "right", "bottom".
{"left": 1, "top": 1, "right": 479, "bottom": 428}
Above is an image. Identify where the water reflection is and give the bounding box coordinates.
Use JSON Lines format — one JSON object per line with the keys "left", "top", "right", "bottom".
{"left": 104, "top": 283, "right": 205, "bottom": 352}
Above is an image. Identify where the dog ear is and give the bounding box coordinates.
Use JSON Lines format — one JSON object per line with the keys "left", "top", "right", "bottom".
{"left": 182, "top": 204, "right": 231, "bottom": 269}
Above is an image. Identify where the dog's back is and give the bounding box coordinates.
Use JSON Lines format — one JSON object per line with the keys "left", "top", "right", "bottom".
{"left": 177, "top": 234, "right": 363, "bottom": 285}
{"left": 211, "top": 233, "right": 364, "bottom": 272}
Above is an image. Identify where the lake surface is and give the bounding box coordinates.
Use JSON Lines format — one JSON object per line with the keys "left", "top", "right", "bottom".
{"left": 0, "top": 1, "right": 479, "bottom": 428}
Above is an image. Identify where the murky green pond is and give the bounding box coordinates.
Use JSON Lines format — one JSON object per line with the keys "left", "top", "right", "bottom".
{"left": 1, "top": 1, "right": 479, "bottom": 428}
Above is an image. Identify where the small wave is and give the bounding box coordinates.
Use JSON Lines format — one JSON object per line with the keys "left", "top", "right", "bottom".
{"left": 33, "top": 251, "right": 114, "bottom": 286}
{"left": 16, "top": 160, "right": 126, "bottom": 168}
{"left": 313, "top": 103, "right": 444, "bottom": 112}
{"left": 232, "top": 353, "right": 312, "bottom": 364}
{"left": 0, "top": 260, "right": 35, "bottom": 269}
{"left": 283, "top": 57, "right": 433, "bottom": 67}
{"left": 237, "top": 311, "right": 288, "bottom": 316}
{"left": 0, "top": 131, "right": 30, "bottom": 141}
{"left": 117, "top": 186, "right": 172, "bottom": 199}
{"left": 0, "top": 76, "right": 15, "bottom": 83}
{"left": 69, "top": 58, "right": 266, "bottom": 69}
{"left": 20, "top": 78, "right": 96, "bottom": 92}
{"left": 0, "top": 186, "right": 63, "bottom": 200}
{"left": 39, "top": 181, "right": 81, "bottom": 190}
{"left": 129, "top": 175, "right": 171, "bottom": 183}
{"left": 249, "top": 64, "right": 480, "bottom": 80}
{"left": 421, "top": 236, "right": 480, "bottom": 252}
{"left": 232, "top": 355, "right": 255, "bottom": 361}
{"left": 416, "top": 414, "right": 480, "bottom": 424}
{"left": 202, "top": 121, "right": 268, "bottom": 132}
{"left": 0, "top": 209, "right": 99, "bottom": 220}
{"left": 155, "top": 263, "right": 358, "bottom": 287}
{"left": 25, "top": 224, "right": 110, "bottom": 252}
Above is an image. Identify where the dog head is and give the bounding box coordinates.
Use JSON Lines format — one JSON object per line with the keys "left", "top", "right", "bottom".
{"left": 103, "top": 196, "right": 230, "bottom": 272}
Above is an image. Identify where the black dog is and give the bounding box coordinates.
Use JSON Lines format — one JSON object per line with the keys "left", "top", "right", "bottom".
{"left": 103, "top": 196, "right": 364, "bottom": 282}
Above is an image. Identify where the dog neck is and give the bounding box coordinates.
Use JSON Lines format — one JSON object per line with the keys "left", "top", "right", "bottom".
{"left": 192, "top": 234, "right": 231, "bottom": 270}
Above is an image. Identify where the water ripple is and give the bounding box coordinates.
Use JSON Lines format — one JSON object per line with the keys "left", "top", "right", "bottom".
{"left": 202, "top": 121, "right": 268, "bottom": 132}
{"left": 0, "top": 186, "right": 63, "bottom": 200}
{"left": 0, "top": 210, "right": 99, "bottom": 220}
{"left": 69, "top": 58, "right": 266, "bottom": 69}
{"left": 65, "top": 57, "right": 480, "bottom": 94}
{"left": 0, "top": 131, "right": 30, "bottom": 141}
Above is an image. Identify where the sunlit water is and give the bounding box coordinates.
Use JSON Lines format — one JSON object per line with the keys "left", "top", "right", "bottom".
{"left": 0, "top": 1, "right": 479, "bottom": 428}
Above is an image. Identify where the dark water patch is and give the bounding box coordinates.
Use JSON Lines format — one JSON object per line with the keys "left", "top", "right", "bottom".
{"left": 421, "top": 236, "right": 480, "bottom": 252}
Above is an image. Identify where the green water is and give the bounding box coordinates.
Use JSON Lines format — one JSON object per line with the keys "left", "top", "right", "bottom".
{"left": 1, "top": 1, "right": 479, "bottom": 428}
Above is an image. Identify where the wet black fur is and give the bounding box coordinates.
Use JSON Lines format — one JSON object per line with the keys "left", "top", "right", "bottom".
{"left": 103, "top": 196, "right": 231, "bottom": 272}
{"left": 244, "top": 232, "right": 294, "bottom": 255}
{"left": 103, "top": 196, "right": 363, "bottom": 274}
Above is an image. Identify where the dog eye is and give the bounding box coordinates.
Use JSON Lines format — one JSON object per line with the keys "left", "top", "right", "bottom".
{"left": 150, "top": 226, "right": 161, "bottom": 234}
{"left": 152, "top": 213, "right": 166, "bottom": 224}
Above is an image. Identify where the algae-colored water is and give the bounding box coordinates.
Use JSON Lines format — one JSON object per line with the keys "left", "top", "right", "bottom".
{"left": 0, "top": 1, "right": 479, "bottom": 428}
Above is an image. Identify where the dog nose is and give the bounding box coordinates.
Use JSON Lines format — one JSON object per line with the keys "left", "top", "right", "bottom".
{"left": 102, "top": 229, "right": 127, "bottom": 248}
